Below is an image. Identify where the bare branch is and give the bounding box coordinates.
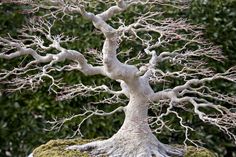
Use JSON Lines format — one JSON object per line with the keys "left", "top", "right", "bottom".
{"left": 46, "top": 106, "right": 124, "bottom": 137}
{"left": 1, "top": 1, "right": 236, "bottom": 155}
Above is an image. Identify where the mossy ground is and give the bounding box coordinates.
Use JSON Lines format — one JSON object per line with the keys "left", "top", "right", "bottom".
{"left": 184, "top": 146, "right": 216, "bottom": 157}
{"left": 33, "top": 138, "right": 91, "bottom": 157}
{"left": 33, "top": 139, "right": 215, "bottom": 157}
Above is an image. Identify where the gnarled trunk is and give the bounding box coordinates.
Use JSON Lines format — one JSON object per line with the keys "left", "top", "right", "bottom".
{"left": 67, "top": 91, "right": 183, "bottom": 157}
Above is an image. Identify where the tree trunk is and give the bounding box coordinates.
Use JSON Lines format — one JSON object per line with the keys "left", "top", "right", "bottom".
{"left": 67, "top": 91, "right": 183, "bottom": 157}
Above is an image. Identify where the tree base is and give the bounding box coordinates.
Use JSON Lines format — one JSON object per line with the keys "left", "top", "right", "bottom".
{"left": 65, "top": 131, "right": 184, "bottom": 157}
{"left": 32, "top": 138, "right": 215, "bottom": 157}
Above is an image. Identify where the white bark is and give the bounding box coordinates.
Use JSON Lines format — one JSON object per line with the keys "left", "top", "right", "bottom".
{"left": 67, "top": 88, "right": 183, "bottom": 157}
{"left": 1, "top": 0, "right": 236, "bottom": 157}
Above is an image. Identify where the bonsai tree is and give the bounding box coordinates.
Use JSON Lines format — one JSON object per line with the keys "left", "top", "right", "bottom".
{"left": 0, "top": 0, "right": 235, "bottom": 156}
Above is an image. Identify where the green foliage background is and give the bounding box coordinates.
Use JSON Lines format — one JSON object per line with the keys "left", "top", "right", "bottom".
{"left": 190, "top": 0, "right": 236, "bottom": 65}
{"left": 0, "top": 1, "right": 235, "bottom": 157}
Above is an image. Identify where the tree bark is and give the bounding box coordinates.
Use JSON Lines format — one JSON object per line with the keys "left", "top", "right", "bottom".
{"left": 66, "top": 79, "right": 183, "bottom": 157}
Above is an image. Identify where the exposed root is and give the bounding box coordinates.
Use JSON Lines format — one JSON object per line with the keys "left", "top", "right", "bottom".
{"left": 66, "top": 132, "right": 183, "bottom": 157}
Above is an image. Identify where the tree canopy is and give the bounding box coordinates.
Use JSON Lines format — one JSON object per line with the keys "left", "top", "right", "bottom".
{"left": 0, "top": 0, "right": 235, "bottom": 157}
